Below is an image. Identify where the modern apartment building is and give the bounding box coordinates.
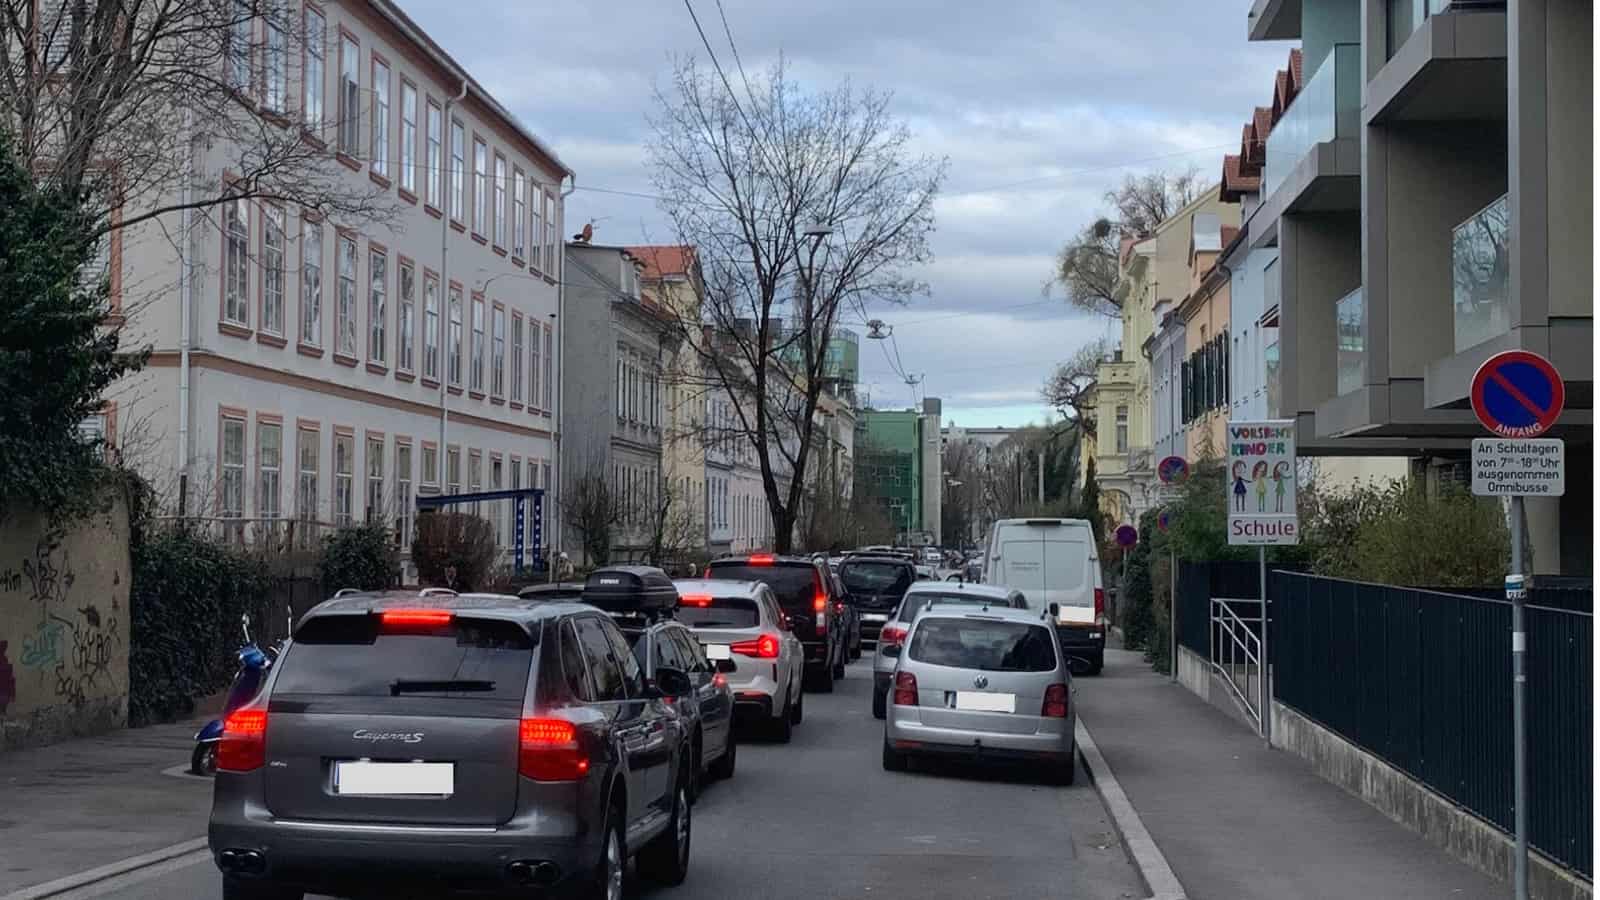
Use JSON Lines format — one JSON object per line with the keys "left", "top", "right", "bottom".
{"left": 1239, "top": 0, "right": 1591, "bottom": 572}
{"left": 107, "top": 0, "right": 569, "bottom": 564}
{"left": 856, "top": 399, "right": 943, "bottom": 546}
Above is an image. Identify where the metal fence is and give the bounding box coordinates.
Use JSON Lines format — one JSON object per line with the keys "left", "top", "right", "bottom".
{"left": 1272, "top": 571, "right": 1593, "bottom": 877}
{"left": 1176, "top": 560, "right": 1277, "bottom": 658}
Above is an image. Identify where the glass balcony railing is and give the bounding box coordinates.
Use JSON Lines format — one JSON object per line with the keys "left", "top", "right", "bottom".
{"left": 1263, "top": 43, "right": 1361, "bottom": 199}
{"left": 1336, "top": 287, "right": 1365, "bottom": 396}
{"left": 1452, "top": 192, "right": 1511, "bottom": 353}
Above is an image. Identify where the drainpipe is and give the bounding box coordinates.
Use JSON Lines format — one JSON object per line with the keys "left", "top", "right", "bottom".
{"left": 176, "top": 105, "right": 195, "bottom": 517}
{"left": 438, "top": 78, "right": 468, "bottom": 484}
{"left": 550, "top": 172, "right": 575, "bottom": 580}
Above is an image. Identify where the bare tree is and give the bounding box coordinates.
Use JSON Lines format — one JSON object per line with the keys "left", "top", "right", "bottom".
{"left": 1042, "top": 337, "right": 1110, "bottom": 431}
{"left": 939, "top": 438, "right": 984, "bottom": 549}
{"left": 642, "top": 475, "right": 704, "bottom": 573}
{"left": 2, "top": 0, "right": 390, "bottom": 240}
{"left": 1049, "top": 168, "right": 1203, "bottom": 318}
{"left": 647, "top": 57, "right": 944, "bottom": 554}
{"left": 561, "top": 458, "right": 625, "bottom": 568}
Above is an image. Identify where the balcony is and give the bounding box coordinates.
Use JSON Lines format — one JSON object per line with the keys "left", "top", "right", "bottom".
{"left": 1451, "top": 192, "right": 1510, "bottom": 353}
{"left": 1335, "top": 287, "right": 1365, "bottom": 395}
{"left": 1263, "top": 43, "right": 1360, "bottom": 200}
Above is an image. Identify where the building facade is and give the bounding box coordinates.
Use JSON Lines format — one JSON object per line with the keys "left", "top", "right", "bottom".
{"left": 108, "top": 0, "right": 569, "bottom": 570}
{"left": 856, "top": 399, "right": 943, "bottom": 546}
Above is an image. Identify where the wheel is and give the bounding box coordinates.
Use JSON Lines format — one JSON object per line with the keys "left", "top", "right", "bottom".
{"left": 585, "top": 800, "right": 626, "bottom": 900}
{"left": 1050, "top": 744, "right": 1079, "bottom": 786}
{"left": 638, "top": 775, "right": 692, "bottom": 885}
{"left": 687, "top": 734, "right": 702, "bottom": 802}
{"left": 221, "top": 878, "right": 302, "bottom": 900}
{"left": 807, "top": 664, "right": 835, "bottom": 693}
{"left": 850, "top": 634, "right": 862, "bottom": 660}
{"left": 708, "top": 729, "right": 737, "bottom": 780}
{"left": 881, "top": 737, "right": 907, "bottom": 772}
{"left": 191, "top": 742, "right": 218, "bottom": 777}
{"left": 791, "top": 685, "right": 804, "bottom": 724}
{"left": 1086, "top": 658, "right": 1104, "bottom": 676}
{"left": 872, "top": 684, "right": 887, "bottom": 720}
{"left": 772, "top": 693, "right": 794, "bottom": 743}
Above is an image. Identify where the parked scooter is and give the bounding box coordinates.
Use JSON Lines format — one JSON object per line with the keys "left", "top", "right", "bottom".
{"left": 190, "top": 608, "right": 289, "bottom": 776}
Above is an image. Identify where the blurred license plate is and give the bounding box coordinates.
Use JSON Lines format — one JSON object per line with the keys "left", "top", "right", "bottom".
{"left": 334, "top": 761, "right": 454, "bottom": 796}
{"left": 861, "top": 614, "right": 889, "bottom": 623}
{"left": 703, "top": 643, "right": 732, "bottom": 661}
{"left": 954, "top": 692, "right": 1015, "bottom": 713}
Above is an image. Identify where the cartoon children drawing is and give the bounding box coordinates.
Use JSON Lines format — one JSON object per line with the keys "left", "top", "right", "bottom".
{"left": 1252, "top": 461, "right": 1269, "bottom": 512}
{"left": 1231, "top": 462, "right": 1248, "bottom": 512}
{"left": 1272, "top": 461, "right": 1291, "bottom": 512}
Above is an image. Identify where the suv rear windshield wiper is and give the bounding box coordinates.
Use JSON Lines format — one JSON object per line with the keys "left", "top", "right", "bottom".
{"left": 389, "top": 679, "right": 497, "bottom": 695}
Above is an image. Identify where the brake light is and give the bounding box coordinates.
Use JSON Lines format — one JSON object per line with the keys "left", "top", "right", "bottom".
{"left": 748, "top": 554, "right": 775, "bottom": 566}
{"left": 1042, "top": 683, "right": 1070, "bottom": 718}
{"left": 730, "top": 634, "right": 780, "bottom": 659}
{"left": 834, "top": 601, "right": 846, "bottom": 615}
{"left": 381, "top": 609, "right": 453, "bottom": 629}
{"left": 680, "top": 595, "right": 713, "bottom": 607}
{"left": 892, "top": 671, "right": 918, "bottom": 706}
{"left": 1093, "top": 588, "right": 1105, "bottom": 624}
{"left": 217, "top": 708, "right": 268, "bottom": 772}
{"left": 879, "top": 624, "right": 908, "bottom": 648}
{"left": 519, "top": 718, "right": 589, "bottom": 781}
{"left": 812, "top": 575, "right": 828, "bottom": 635}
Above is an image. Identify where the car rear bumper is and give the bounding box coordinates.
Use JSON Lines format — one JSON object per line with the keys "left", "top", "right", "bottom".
{"left": 885, "top": 709, "right": 1075, "bottom": 757}
{"left": 1056, "top": 625, "right": 1105, "bottom": 657}
{"left": 733, "top": 693, "right": 775, "bottom": 721}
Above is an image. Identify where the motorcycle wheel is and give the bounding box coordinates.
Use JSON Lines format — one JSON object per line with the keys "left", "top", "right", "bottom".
{"left": 192, "top": 742, "right": 218, "bottom": 777}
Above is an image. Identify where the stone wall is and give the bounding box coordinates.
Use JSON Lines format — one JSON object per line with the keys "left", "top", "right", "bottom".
{"left": 0, "top": 497, "right": 132, "bottom": 751}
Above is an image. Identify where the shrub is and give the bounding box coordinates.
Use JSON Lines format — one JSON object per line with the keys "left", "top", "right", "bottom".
{"left": 1329, "top": 481, "right": 1508, "bottom": 588}
{"left": 128, "top": 525, "right": 271, "bottom": 726}
{"left": 1119, "top": 508, "right": 1158, "bottom": 651}
{"left": 411, "top": 511, "right": 498, "bottom": 591}
{"left": 318, "top": 523, "right": 399, "bottom": 594}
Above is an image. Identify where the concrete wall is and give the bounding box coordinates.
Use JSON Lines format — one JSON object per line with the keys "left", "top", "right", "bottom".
{"left": 1280, "top": 212, "right": 1361, "bottom": 417}
{"left": 1271, "top": 701, "right": 1591, "bottom": 900}
{"left": 0, "top": 498, "right": 132, "bottom": 751}
{"left": 1303, "top": 0, "right": 1362, "bottom": 74}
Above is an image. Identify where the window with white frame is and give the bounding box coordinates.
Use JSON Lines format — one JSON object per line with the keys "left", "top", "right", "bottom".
{"left": 368, "top": 247, "right": 386, "bottom": 364}
{"left": 531, "top": 323, "right": 543, "bottom": 409}
{"left": 396, "top": 443, "right": 413, "bottom": 546}
{"left": 447, "top": 286, "right": 463, "bottom": 385}
{"left": 258, "top": 421, "right": 281, "bottom": 520}
{"left": 337, "top": 33, "right": 359, "bottom": 156}
{"left": 543, "top": 324, "right": 553, "bottom": 410}
{"left": 334, "top": 432, "right": 354, "bottom": 526}
{"left": 426, "top": 101, "right": 442, "bottom": 206}
{"left": 223, "top": 194, "right": 249, "bottom": 326}
{"left": 490, "top": 456, "right": 503, "bottom": 545}
{"left": 262, "top": 205, "right": 285, "bottom": 336}
{"left": 512, "top": 170, "right": 526, "bottom": 258}
{"left": 226, "top": 0, "right": 252, "bottom": 93}
{"left": 300, "top": 218, "right": 322, "bottom": 346}
{"left": 472, "top": 138, "right": 487, "bottom": 235}
{"left": 400, "top": 82, "right": 417, "bottom": 193}
{"left": 371, "top": 58, "right": 389, "bottom": 178}
{"left": 491, "top": 306, "right": 505, "bottom": 396}
{"left": 221, "top": 415, "right": 246, "bottom": 519}
{"left": 543, "top": 192, "right": 557, "bottom": 275}
{"left": 1115, "top": 405, "right": 1129, "bottom": 454}
{"left": 449, "top": 120, "right": 465, "bottom": 221}
{"left": 365, "top": 435, "right": 384, "bottom": 524}
{"left": 336, "top": 234, "right": 357, "bottom": 356}
{"left": 263, "top": 0, "right": 287, "bottom": 113}
{"left": 529, "top": 187, "right": 543, "bottom": 271}
{"left": 470, "top": 296, "right": 485, "bottom": 391}
{"left": 297, "top": 426, "right": 319, "bottom": 526}
{"left": 397, "top": 261, "right": 415, "bottom": 372}
{"left": 511, "top": 315, "right": 524, "bottom": 403}
{"left": 615, "top": 355, "right": 624, "bottom": 419}
{"left": 421, "top": 445, "right": 438, "bottom": 488}
{"left": 302, "top": 7, "right": 324, "bottom": 129}
{"left": 493, "top": 154, "right": 507, "bottom": 248}
{"left": 468, "top": 451, "right": 482, "bottom": 513}
{"left": 447, "top": 447, "right": 461, "bottom": 494}
{"left": 423, "top": 273, "right": 439, "bottom": 379}
{"left": 78, "top": 413, "right": 107, "bottom": 458}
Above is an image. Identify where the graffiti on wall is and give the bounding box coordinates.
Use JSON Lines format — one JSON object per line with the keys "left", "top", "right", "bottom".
{"left": 9, "top": 539, "right": 120, "bottom": 709}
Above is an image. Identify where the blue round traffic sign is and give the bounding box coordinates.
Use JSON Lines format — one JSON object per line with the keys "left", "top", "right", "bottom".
{"left": 1470, "top": 350, "right": 1565, "bottom": 438}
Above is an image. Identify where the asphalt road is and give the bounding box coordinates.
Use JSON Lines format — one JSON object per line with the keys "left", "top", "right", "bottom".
{"left": 56, "top": 660, "right": 1141, "bottom": 900}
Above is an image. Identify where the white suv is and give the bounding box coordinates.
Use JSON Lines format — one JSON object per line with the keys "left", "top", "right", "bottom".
{"left": 672, "top": 579, "right": 807, "bottom": 742}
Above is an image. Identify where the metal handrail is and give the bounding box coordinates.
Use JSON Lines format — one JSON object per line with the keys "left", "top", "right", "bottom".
{"left": 1211, "top": 597, "right": 1265, "bottom": 729}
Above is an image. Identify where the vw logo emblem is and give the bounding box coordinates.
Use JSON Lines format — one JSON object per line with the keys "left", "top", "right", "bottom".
{"left": 973, "top": 675, "right": 988, "bottom": 689}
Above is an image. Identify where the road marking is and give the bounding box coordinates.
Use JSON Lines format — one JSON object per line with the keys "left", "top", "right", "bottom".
{"left": 0, "top": 839, "right": 208, "bottom": 900}
{"left": 1075, "top": 719, "right": 1187, "bottom": 900}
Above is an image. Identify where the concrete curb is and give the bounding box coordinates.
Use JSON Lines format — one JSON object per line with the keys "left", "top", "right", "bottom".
{"left": 1076, "top": 719, "right": 1186, "bottom": 900}
{"left": 0, "top": 838, "right": 208, "bottom": 900}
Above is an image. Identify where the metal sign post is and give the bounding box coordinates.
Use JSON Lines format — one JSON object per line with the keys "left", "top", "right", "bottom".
{"left": 1157, "top": 456, "right": 1189, "bottom": 684}
{"left": 1468, "top": 349, "right": 1566, "bottom": 900}
{"left": 1226, "top": 421, "right": 1299, "bottom": 745}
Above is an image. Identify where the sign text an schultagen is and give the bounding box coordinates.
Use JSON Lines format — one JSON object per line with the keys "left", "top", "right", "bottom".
{"left": 1229, "top": 424, "right": 1294, "bottom": 455}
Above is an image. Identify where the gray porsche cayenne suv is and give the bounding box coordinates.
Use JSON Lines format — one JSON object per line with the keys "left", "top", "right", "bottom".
{"left": 207, "top": 590, "right": 694, "bottom": 900}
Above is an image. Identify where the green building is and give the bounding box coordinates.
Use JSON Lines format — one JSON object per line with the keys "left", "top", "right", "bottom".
{"left": 854, "top": 400, "right": 942, "bottom": 545}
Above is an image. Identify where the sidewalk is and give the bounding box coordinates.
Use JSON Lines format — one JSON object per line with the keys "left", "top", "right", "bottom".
{"left": 0, "top": 720, "right": 213, "bottom": 896}
{"left": 1075, "top": 648, "right": 1504, "bottom": 900}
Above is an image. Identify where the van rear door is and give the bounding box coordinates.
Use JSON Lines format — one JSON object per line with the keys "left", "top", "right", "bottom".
{"left": 997, "top": 520, "right": 1095, "bottom": 624}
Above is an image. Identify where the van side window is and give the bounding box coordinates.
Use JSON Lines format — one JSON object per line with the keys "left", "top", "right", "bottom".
{"left": 559, "top": 620, "right": 595, "bottom": 702}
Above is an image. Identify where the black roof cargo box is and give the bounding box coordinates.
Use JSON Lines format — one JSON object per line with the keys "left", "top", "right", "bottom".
{"left": 583, "top": 566, "right": 679, "bottom": 613}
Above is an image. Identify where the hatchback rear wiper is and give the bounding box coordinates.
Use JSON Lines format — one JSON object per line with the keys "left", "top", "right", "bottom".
{"left": 390, "top": 679, "right": 496, "bottom": 695}
{"left": 690, "top": 620, "right": 741, "bottom": 628}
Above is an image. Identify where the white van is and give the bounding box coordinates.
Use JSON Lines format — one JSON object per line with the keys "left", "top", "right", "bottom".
{"left": 982, "top": 518, "right": 1106, "bottom": 674}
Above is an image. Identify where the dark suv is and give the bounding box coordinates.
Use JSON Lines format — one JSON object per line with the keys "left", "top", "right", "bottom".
{"left": 207, "top": 590, "right": 694, "bottom": 900}
{"left": 705, "top": 554, "right": 846, "bottom": 691}
{"left": 614, "top": 614, "right": 737, "bottom": 798}
{"left": 836, "top": 554, "right": 918, "bottom": 648}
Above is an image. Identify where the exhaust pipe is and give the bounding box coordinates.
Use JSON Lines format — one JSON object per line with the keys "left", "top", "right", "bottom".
{"left": 217, "top": 849, "right": 266, "bottom": 876}
{"left": 506, "top": 860, "right": 561, "bottom": 887}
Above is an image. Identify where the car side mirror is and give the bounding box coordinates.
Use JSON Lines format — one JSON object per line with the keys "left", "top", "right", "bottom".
{"left": 882, "top": 643, "right": 902, "bottom": 658}
{"left": 715, "top": 658, "right": 737, "bottom": 674}
{"left": 654, "top": 666, "right": 693, "bottom": 697}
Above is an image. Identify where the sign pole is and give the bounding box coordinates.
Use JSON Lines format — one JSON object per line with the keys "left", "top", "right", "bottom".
{"left": 1509, "top": 498, "right": 1528, "bottom": 900}
{"left": 1169, "top": 548, "right": 1177, "bottom": 684}
{"left": 1258, "top": 543, "right": 1269, "bottom": 744}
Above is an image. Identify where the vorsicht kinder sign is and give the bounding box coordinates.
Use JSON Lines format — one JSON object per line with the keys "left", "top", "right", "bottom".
{"left": 1226, "top": 420, "right": 1299, "bottom": 546}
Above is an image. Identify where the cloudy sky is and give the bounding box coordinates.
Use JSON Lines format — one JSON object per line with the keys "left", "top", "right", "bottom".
{"left": 404, "top": 0, "right": 1289, "bottom": 427}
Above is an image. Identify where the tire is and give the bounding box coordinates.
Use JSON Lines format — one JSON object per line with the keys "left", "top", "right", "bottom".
{"left": 791, "top": 685, "right": 804, "bottom": 724}
{"left": 1086, "top": 659, "right": 1104, "bottom": 676}
{"left": 807, "top": 664, "right": 835, "bottom": 693}
{"left": 638, "top": 775, "right": 692, "bottom": 885}
{"left": 585, "top": 800, "right": 626, "bottom": 900}
{"left": 872, "top": 684, "right": 887, "bottom": 720}
{"left": 221, "top": 878, "right": 302, "bottom": 900}
{"left": 772, "top": 694, "right": 794, "bottom": 743}
{"left": 708, "top": 729, "right": 737, "bottom": 780}
{"left": 881, "top": 737, "right": 907, "bottom": 772}
{"left": 1050, "top": 744, "right": 1079, "bottom": 786}
{"left": 191, "top": 742, "right": 217, "bottom": 777}
{"left": 832, "top": 654, "right": 846, "bottom": 679}
{"left": 687, "top": 734, "right": 702, "bottom": 802}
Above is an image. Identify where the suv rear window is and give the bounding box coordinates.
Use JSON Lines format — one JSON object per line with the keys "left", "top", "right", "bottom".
{"left": 907, "top": 618, "right": 1057, "bottom": 672}
{"left": 275, "top": 615, "right": 536, "bottom": 704}
{"left": 839, "top": 560, "right": 913, "bottom": 594}
{"left": 707, "top": 562, "right": 816, "bottom": 610}
{"left": 676, "top": 597, "right": 760, "bottom": 629}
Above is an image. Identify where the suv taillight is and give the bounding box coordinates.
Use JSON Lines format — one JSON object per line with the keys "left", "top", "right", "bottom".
{"left": 812, "top": 573, "right": 829, "bottom": 636}
{"left": 1042, "top": 683, "right": 1069, "bottom": 718}
{"left": 893, "top": 671, "right": 918, "bottom": 706}
{"left": 1094, "top": 588, "right": 1105, "bottom": 623}
{"left": 519, "top": 718, "right": 589, "bottom": 781}
{"left": 731, "top": 634, "right": 780, "bottom": 659}
{"left": 217, "top": 708, "right": 268, "bottom": 772}
{"left": 879, "top": 624, "right": 908, "bottom": 648}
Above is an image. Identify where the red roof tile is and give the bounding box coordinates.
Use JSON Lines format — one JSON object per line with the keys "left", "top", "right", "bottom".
{"left": 1289, "top": 48, "right": 1304, "bottom": 90}
{"left": 623, "top": 245, "right": 696, "bottom": 280}
{"left": 1220, "top": 154, "right": 1261, "bottom": 202}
